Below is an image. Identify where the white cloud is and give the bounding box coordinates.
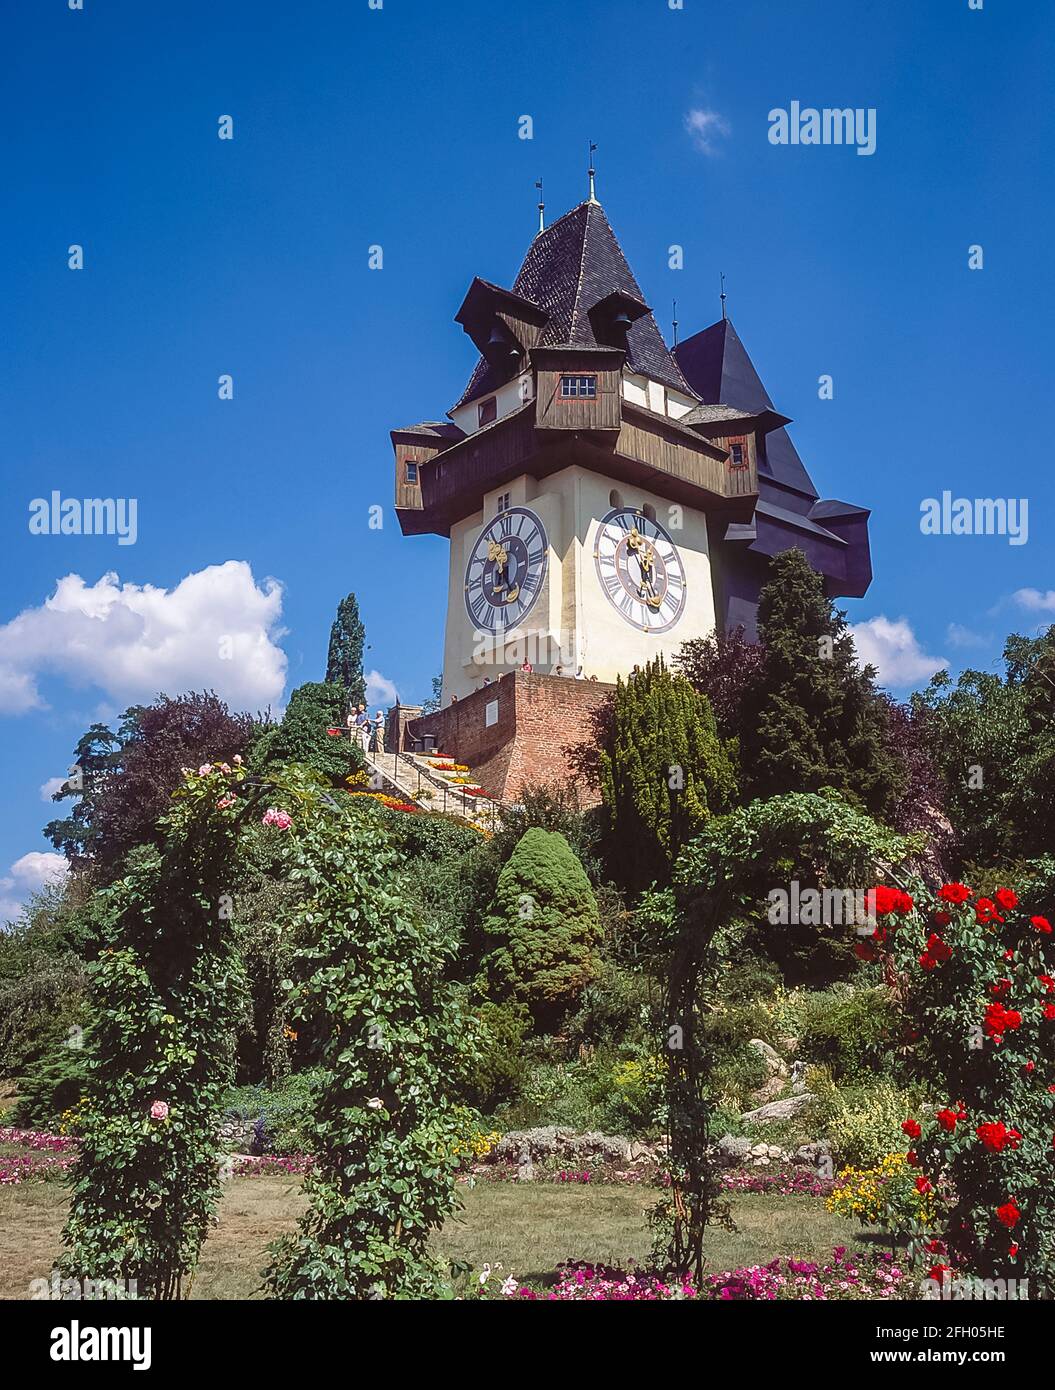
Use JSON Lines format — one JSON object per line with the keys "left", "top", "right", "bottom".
{"left": 0, "top": 562, "right": 287, "bottom": 716}
{"left": 848, "top": 616, "right": 947, "bottom": 688}
{"left": 684, "top": 107, "right": 731, "bottom": 155}
{"left": 40, "top": 776, "right": 70, "bottom": 802}
{"left": 1013, "top": 588, "right": 1055, "bottom": 613}
{"left": 365, "top": 669, "right": 398, "bottom": 709}
{"left": 0, "top": 851, "right": 68, "bottom": 926}
{"left": 946, "top": 622, "right": 988, "bottom": 649}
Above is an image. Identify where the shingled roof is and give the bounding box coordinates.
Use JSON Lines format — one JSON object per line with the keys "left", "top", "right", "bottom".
{"left": 453, "top": 200, "right": 695, "bottom": 410}
{"left": 674, "top": 318, "right": 817, "bottom": 498}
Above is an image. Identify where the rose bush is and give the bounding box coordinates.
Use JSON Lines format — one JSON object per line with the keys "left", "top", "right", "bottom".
{"left": 863, "top": 881, "right": 1055, "bottom": 1292}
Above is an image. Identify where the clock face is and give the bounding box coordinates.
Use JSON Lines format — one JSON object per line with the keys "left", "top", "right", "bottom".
{"left": 464, "top": 506, "right": 548, "bottom": 635}
{"left": 594, "top": 507, "right": 687, "bottom": 633}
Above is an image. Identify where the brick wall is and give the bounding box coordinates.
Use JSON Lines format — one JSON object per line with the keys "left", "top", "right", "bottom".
{"left": 405, "top": 672, "right": 614, "bottom": 806}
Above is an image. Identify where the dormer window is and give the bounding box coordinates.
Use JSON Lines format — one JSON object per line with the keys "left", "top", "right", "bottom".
{"left": 561, "top": 374, "right": 596, "bottom": 399}
{"left": 496, "top": 492, "right": 510, "bottom": 514}
{"left": 404, "top": 460, "right": 418, "bottom": 484}
{"left": 729, "top": 441, "right": 748, "bottom": 469}
{"left": 478, "top": 396, "right": 497, "bottom": 427}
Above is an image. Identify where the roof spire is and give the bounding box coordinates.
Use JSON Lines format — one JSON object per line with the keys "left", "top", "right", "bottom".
{"left": 672, "top": 298, "right": 678, "bottom": 347}
{"left": 587, "top": 141, "right": 598, "bottom": 203}
{"left": 720, "top": 271, "right": 727, "bottom": 321}
{"left": 535, "top": 178, "right": 545, "bottom": 234}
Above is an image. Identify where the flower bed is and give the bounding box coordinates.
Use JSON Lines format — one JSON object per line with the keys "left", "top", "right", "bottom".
{"left": 483, "top": 1247, "right": 914, "bottom": 1301}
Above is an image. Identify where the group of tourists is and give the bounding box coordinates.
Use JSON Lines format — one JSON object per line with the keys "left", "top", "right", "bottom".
{"left": 347, "top": 703, "right": 386, "bottom": 754}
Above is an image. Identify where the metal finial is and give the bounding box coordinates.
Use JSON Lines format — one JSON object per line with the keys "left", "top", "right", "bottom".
{"left": 588, "top": 141, "right": 598, "bottom": 202}
{"left": 535, "top": 178, "right": 544, "bottom": 234}
{"left": 720, "top": 271, "right": 727, "bottom": 321}
{"left": 672, "top": 298, "right": 678, "bottom": 347}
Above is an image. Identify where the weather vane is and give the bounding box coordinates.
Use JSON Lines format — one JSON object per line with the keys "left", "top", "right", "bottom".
{"left": 535, "top": 178, "right": 544, "bottom": 233}
{"left": 720, "top": 271, "right": 727, "bottom": 320}
{"left": 588, "top": 141, "right": 598, "bottom": 202}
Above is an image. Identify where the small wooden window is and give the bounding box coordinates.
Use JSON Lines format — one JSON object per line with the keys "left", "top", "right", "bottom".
{"left": 560, "top": 374, "right": 596, "bottom": 399}
{"left": 404, "top": 460, "right": 418, "bottom": 484}
{"left": 478, "top": 397, "right": 497, "bottom": 426}
{"left": 496, "top": 492, "right": 510, "bottom": 514}
{"left": 729, "top": 439, "right": 748, "bottom": 469}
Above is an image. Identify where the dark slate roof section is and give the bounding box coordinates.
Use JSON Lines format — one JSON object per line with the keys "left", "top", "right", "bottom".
{"left": 452, "top": 201, "right": 695, "bottom": 411}
{"left": 674, "top": 319, "right": 817, "bottom": 498}
{"left": 392, "top": 420, "right": 464, "bottom": 442}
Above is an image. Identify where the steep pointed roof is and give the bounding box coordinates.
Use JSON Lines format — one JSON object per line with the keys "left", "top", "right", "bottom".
{"left": 453, "top": 200, "right": 694, "bottom": 410}
{"left": 674, "top": 318, "right": 817, "bottom": 498}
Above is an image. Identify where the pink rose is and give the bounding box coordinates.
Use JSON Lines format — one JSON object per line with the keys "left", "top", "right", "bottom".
{"left": 150, "top": 1101, "right": 169, "bottom": 1121}
{"left": 262, "top": 808, "right": 292, "bottom": 830}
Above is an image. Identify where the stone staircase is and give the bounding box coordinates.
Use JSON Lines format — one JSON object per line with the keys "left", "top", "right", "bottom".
{"left": 361, "top": 748, "right": 504, "bottom": 829}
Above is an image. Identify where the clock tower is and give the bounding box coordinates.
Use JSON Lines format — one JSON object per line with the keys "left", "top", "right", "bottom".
{"left": 390, "top": 183, "right": 873, "bottom": 793}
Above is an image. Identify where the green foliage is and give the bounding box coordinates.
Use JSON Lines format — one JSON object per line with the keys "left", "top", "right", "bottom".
{"left": 794, "top": 986, "right": 900, "bottom": 1081}
{"left": 324, "top": 591, "right": 367, "bottom": 705}
{"left": 675, "top": 790, "right": 914, "bottom": 985}
{"left": 463, "top": 1000, "right": 531, "bottom": 1111}
{"left": 598, "top": 656, "right": 737, "bottom": 895}
{"left": 250, "top": 682, "right": 362, "bottom": 786}
{"left": 0, "top": 879, "right": 96, "bottom": 1080}
{"left": 222, "top": 1069, "right": 325, "bottom": 1156}
{"left": 813, "top": 1074, "right": 924, "bottom": 1168}
{"left": 741, "top": 549, "right": 905, "bottom": 821}
{"left": 480, "top": 828, "right": 602, "bottom": 1029}
{"left": 915, "top": 626, "right": 1055, "bottom": 868}
{"left": 59, "top": 762, "right": 251, "bottom": 1299}
{"left": 263, "top": 795, "right": 477, "bottom": 1300}
{"left": 10, "top": 1027, "right": 94, "bottom": 1129}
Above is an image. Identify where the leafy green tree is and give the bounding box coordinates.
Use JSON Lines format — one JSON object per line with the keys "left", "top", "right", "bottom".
{"left": 913, "top": 666, "right": 1027, "bottom": 870}
{"left": 421, "top": 673, "right": 443, "bottom": 715}
{"left": 741, "top": 549, "right": 905, "bottom": 821}
{"left": 598, "top": 657, "right": 736, "bottom": 895}
{"left": 324, "top": 592, "right": 366, "bottom": 705}
{"left": 264, "top": 795, "right": 475, "bottom": 1300}
{"left": 251, "top": 681, "right": 362, "bottom": 786}
{"left": 59, "top": 763, "right": 251, "bottom": 1299}
{"left": 480, "top": 827, "right": 602, "bottom": 1029}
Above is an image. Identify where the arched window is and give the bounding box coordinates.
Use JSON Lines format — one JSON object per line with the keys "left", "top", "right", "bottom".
{"left": 609, "top": 488, "right": 625, "bottom": 509}
{"left": 642, "top": 503, "right": 657, "bottom": 522}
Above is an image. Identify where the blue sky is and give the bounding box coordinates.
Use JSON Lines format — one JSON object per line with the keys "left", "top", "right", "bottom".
{"left": 1, "top": 0, "right": 1052, "bottom": 914}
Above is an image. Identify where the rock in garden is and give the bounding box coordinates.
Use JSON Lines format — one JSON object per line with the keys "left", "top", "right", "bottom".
{"left": 739, "top": 1093, "right": 816, "bottom": 1125}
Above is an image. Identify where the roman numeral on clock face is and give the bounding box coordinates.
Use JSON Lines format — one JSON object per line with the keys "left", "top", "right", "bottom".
{"left": 463, "top": 506, "right": 548, "bottom": 634}
{"left": 594, "top": 506, "right": 687, "bottom": 634}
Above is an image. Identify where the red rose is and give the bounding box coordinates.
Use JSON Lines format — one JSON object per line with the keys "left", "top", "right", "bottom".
{"left": 977, "top": 1122, "right": 1012, "bottom": 1152}
{"left": 906, "top": 1149, "right": 919, "bottom": 1166}
{"left": 976, "top": 898, "right": 1004, "bottom": 925}
{"left": 928, "top": 1263, "right": 951, "bottom": 1283}
{"left": 1009, "top": 1243, "right": 1019, "bottom": 1259}
{"left": 916, "top": 1176, "right": 933, "bottom": 1194}
{"left": 1038, "top": 975, "right": 1055, "bottom": 995}
{"left": 902, "top": 1118, "right": 922, "bottom": 1140}
{"left": 933, "top": 911, "right": 952, "bottom": 928}
{"left": 990, "top": 978, "right": 1012, "bottom": 998}
{"left": 984, "top": 1002, "right": 1022, "bottom": 1041}
{"left": 1032, "top": 916, "right": 1052, "bottom": 934}
{"left": 996, "top": 1200, "right": 1020, "bottom": 1229}
{"left": 1044, "top": 1004, "right": 1055, "bottom": 1021}
{"left": 939, "top": 883, "right": 972, "bottom": 905}
{"left": 995, "top": 887, "right": 1018, "bottom": 911}
{"left": 936, "top": 1108, "right": 958, "bottom": 1132}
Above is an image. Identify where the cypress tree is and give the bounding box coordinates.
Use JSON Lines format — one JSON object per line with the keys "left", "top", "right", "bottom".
{"left": 598, "top": 656, "right": 737, "bottom": 894}
{"left": 481, "top": 828, "right": 601, "bottom": 1030}
{"left": 742, "top": 549, "right": 901, "bottom": 819}
{"left": 324, "top": 592, "right": 366, "bottom": 706}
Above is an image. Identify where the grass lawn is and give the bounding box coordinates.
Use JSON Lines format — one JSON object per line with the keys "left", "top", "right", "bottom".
{"left": 0, "top": 1174, "right": 875, "bottom": 1300}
